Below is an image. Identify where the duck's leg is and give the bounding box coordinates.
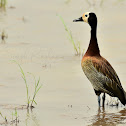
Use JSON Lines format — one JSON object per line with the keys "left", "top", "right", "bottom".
{"left": 94, "top": 90, "right": 101, "bottom": 107}
{"left": 98, "top": 95, "right": 101, "bottom": 107}
{"left": 102, "top": 93, "right": 105, "bottom": 107}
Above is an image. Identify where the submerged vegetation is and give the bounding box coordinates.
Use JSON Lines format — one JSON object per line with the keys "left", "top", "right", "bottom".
{"left": 13, "top": 60, "right": 42, "bottom": 109}
{"left": 57, "top": 14, "right": 84, "bottom": 56}
{"left": 0, "top": 108, "right": 19, "bottom": 125}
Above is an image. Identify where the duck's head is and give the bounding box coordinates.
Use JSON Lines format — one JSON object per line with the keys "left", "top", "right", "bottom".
{"left": 73, "top": 12, "right": 97, "bottom": 28}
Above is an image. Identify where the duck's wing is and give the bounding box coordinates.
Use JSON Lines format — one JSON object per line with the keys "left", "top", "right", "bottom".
{"left": 92, "top": 57, "right": 122, "bottom": 90}
{"left": 82, "top": 56, "right": 126, "bottom": 105}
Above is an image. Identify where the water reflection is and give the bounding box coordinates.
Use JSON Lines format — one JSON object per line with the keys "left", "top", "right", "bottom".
{"left": 89, "top": 107, "right": 126, "bottom": 126}
{"left": 25, "top": 108, "right": 40, "bottom": 126}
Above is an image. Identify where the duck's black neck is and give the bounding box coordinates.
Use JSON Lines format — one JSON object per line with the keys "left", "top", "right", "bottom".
{"left": 85, "top": 26, "right": 100, "bottom": 56}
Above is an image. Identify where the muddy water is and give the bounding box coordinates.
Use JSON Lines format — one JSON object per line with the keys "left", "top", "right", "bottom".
{"left": 0, "top": 0, "right": 126, "bottom": 125}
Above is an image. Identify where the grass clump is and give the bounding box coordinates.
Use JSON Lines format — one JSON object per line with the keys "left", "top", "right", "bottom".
{"left": 57, "top": 14, "right": 84, "bottom": 56}
{"left": 27, "top": 72, "right": 42, "bottom": 108}
{"left": 13, "top": 60, "right": 42, "bottom": 109}
{"left": 0, "top": 109, "right": 19, "bottom": 125}
{"left": 0, "top": 0, "right": 6, "bottom": 8}
{"left": 11, "top": 108, "right": 19, "bottom": 125}
{"left": 16, "top": 61, "right": 30, "bottom": 108}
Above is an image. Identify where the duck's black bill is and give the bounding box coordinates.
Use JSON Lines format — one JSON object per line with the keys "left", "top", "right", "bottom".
{"left": 73, "top": 17, "right": 83, "bottom": 22}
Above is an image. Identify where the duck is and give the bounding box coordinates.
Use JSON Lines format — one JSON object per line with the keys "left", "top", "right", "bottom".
{"left": 73, "top": 12, "right": 126, "bottom": 107}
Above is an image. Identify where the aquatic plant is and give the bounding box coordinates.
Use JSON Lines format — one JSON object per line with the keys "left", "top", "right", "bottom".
{"left": 57, "top": 14, "right": 82, "bottom": 56}
{"left": 13, "top": 60, "right": 42, "bottom": 109}
{"left": 65, "top": 0, "right": 71, "bottom": 4}
{"left": 0, "top": 0, "right": 6, "bottom": 8}
{"left": 0, "top": 109, "right": 20, "bottom": 125}
{"left": 0, "top": 112, "right": 7, "bottom": 123}
{"left": 15, "top": 61, "right": 30, "bottom": 108}
{"left": 11, "top": 108, "right": 19, "bottom": 125}
{"left": 1, "top": 30, "right": 8, "bottom": 43}
{"left": 27, "top": 72, "right": 42, "bottom": 108}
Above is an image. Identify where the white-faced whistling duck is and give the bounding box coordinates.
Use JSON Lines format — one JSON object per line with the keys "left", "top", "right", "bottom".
{"left": 73, "top": 12, "right": 126, "bottom": 107}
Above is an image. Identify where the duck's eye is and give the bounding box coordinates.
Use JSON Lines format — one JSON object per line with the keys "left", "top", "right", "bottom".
{"left": 85, "top": 15, "right": 88, "bottom": 17}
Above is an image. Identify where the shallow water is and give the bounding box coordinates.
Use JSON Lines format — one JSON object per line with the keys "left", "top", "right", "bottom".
{"left": 0, "top": 0, "right": 126, "bottom": 125}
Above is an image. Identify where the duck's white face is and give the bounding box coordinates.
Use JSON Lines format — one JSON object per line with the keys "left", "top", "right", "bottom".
{"left": 82, "top": 12, "right": 90, "bottom": 23}
{"left": 73, "top": 12, "right": 90, "bottom": 23}
{"left": 73, "top": 12, "right": 97, "bottom": 28}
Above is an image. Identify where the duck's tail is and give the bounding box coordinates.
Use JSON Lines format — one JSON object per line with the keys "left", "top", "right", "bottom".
{"left": 116, "top": 89, "right": 126, "bottom": 106}
{"left": 124, "top": 91, "right": 126, "bottom": 105}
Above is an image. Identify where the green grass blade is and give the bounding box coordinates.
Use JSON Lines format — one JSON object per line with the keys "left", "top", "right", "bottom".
{"left": 33, "top": 100, "right": 37, "bottom": 105}
{"left": 36, "top": 85, "right": 42, "bottom": 94}
{"left": 57, "top": 14, "right": 80, "bottom": 55}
